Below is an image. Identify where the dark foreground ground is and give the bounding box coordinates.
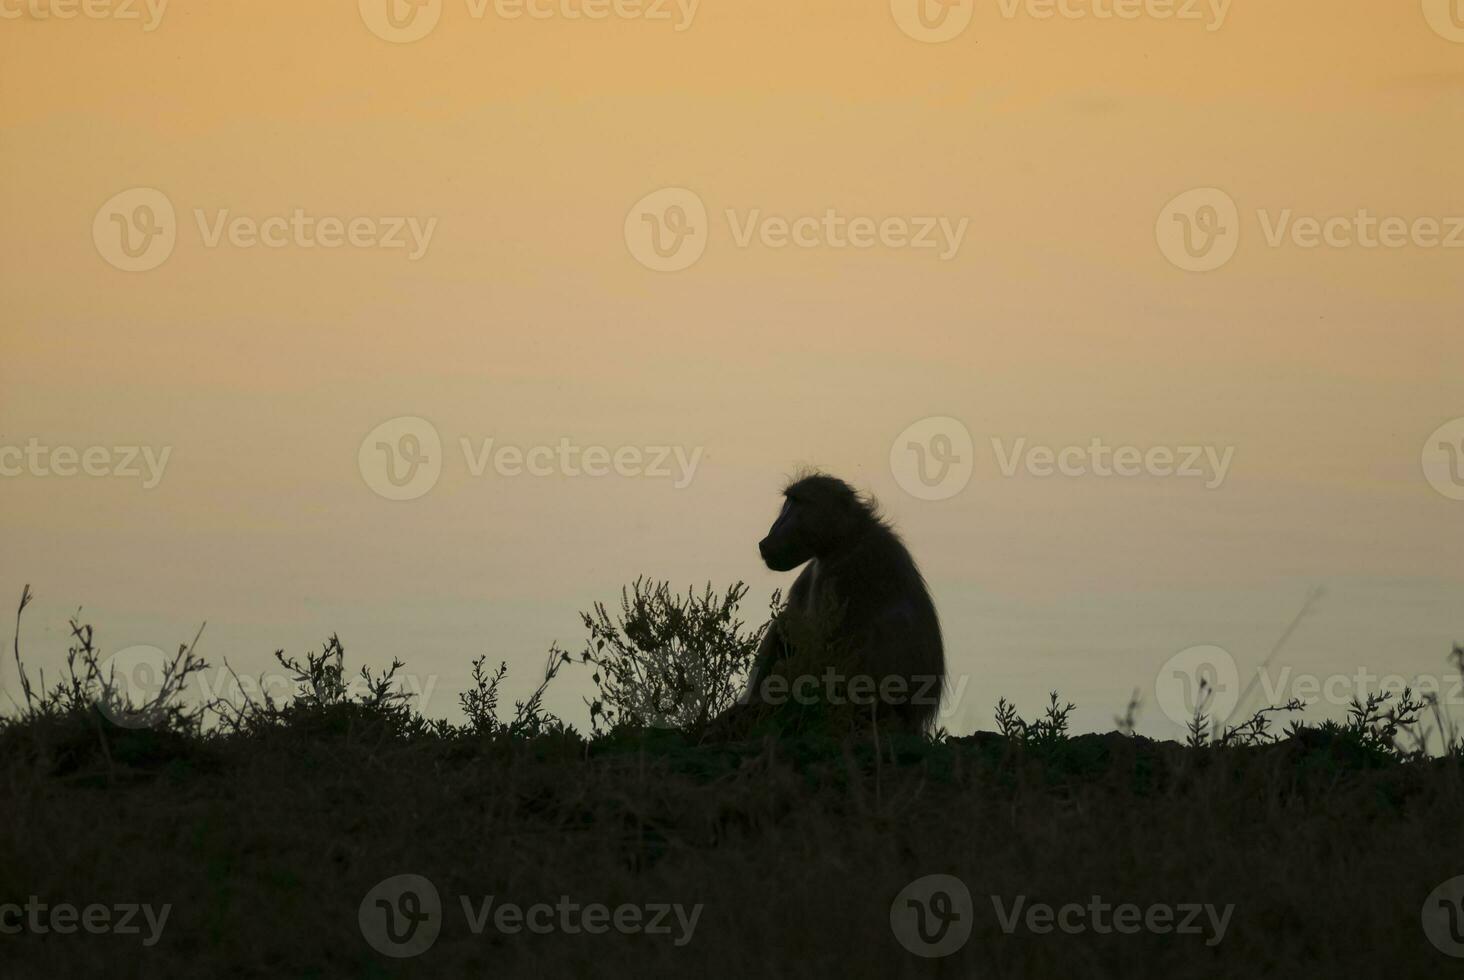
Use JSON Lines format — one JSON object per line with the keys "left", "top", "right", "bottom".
{"left": 2, "top": 713, "right": 1462, "bottom": 979}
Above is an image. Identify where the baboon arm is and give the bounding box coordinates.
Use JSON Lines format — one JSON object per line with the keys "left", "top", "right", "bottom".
{"left": 707, "top": 617, "right": 785, "bottom": 738}
{"left": 744, "top": 620, "right": 786, "bottom": 706}
{"left": 744, "top": 563, "right": 811, "bottom": 705}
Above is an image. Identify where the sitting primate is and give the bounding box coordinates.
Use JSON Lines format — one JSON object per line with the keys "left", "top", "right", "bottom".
{"left": 730, "top": 472, "right": 946, "bottom": 734}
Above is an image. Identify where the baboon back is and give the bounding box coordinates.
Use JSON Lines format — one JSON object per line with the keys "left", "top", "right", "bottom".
{"left": 753, "top": 527, "right": 944, "bottom": 732}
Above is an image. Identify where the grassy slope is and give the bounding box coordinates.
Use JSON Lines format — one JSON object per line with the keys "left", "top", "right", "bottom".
{"left": 1, "top": 715, "right": 1461, "bottom": 979}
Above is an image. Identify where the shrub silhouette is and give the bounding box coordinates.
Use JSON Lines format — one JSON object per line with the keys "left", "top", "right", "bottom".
{"left": 5, "top": 581, "right": 1462, "bottom": 762}
{"left": 576, "top": 577, "right": 772, "bottom": 737}
{"left": 5, "top": 584, "right": 1464, "bottom": 977}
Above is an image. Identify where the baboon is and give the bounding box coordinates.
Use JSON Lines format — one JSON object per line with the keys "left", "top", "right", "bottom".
{"left": 734, "top": 472, "right": 945, "bottom": 734}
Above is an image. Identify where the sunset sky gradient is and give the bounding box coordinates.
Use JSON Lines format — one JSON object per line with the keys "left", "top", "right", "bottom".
{"left": 2, "top": 0, "right": 1461, "bottom": 737}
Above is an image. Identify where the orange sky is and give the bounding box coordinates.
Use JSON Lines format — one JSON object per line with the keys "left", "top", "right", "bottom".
{"left": 2, "top": 0, "right": 1462, "bottom": 738}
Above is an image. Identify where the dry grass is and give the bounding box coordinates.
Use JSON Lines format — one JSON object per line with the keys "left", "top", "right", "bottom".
{"left": 2, "top": 585, "right": 1462, "bottom": 978}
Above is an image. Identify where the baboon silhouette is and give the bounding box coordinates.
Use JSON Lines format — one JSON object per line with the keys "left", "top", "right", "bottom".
{"left": 734, "top": 471, "right": 946, "bottom": 734}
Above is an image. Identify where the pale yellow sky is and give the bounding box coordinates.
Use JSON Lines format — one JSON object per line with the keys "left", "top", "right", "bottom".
{"left": 2, "top": 0, "right": 1462, "bottom": 737}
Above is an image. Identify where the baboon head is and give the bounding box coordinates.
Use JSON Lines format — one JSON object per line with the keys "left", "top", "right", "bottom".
{"left": 758, "top": 473, "right": 871, "bottom": 571}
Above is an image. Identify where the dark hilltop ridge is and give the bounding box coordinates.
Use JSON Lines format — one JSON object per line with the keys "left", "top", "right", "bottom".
{"left": 2, "top": 583, "right": 1461, "bottom": 977}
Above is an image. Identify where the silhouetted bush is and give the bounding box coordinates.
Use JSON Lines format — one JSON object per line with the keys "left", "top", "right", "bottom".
{"left": 2, "top": 584, "right": 1462, "bottom": 977}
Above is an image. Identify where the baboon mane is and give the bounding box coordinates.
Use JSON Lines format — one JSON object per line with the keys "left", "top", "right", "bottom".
{"left": 782, "top": 470, "right": 889, "bottom": 531}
